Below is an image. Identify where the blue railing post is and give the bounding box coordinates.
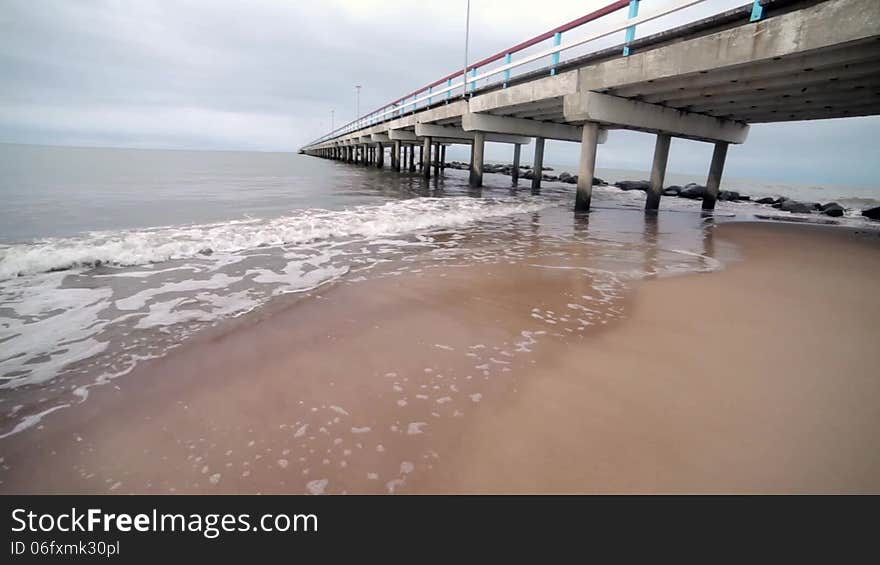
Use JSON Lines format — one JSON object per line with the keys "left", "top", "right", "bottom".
{"left": 446, "top": 78, "right": 452, "bottom": 101}
{"left": 623, "top": 0, "right": 639, "bottom": 56}
{"left": 470, "top": 68, "right": 477, "bottom": 93}
{"left": 503, "top": 53, "right": 512, "bottom": 87}
{"left": 428, "top": 86, "right": 433, "bottom": 105}
{"left": 550, "top": 32, "right": 561, "bottom": 75}
{"left": 750, "top": 0, "right": 764, "bottom": 21}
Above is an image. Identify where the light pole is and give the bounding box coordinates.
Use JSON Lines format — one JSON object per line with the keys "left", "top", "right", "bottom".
{"left": 462, "top": 0, "right": 470, "bottom": 98}
{"left": 355, "top": 85, "right": 361, "bottom": 126}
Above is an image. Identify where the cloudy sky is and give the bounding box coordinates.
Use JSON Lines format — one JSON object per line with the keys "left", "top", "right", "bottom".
{"left": 1, "top": 0, "right": 878, "bottom": 187}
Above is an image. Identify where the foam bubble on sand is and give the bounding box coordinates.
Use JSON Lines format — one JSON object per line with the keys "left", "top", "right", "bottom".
{"left": 407, "top": 422, "right": 427, "bottom": 435}
{"left": 470, "top": 393, "right": 482, "bottom": 403}
{"left": 306, "top": 478, "right": 328, "bottom": 495}
{"left": 209, "top": 473, "right": 221, "bottom": 485}
{"left": 351, "top": 426, "right": 371, "bottom": 434}
{"left": 367, "top": 473, "right": 379, "bottom": 480}
{"left": 397, "top": 399, "right": 407, "bottom": 407}
{"left": 277, "top": 459, "right": 289, "bottom": 469}
{"left": 376, "top": 444, "right": 385, "bottom": 452}
{"left": 400, "top": 461, "right": 414, "bottom": 474}
{"left": 436, "top": 397, "right": 452, "bottom": 404}
{"left": 293, "top": 424, "right": 308, "bottom": 438}
{"left": 0, "top": 404, "right": 70, "bottom": 439}
{"left": 434, "top": 344, "right": 454, "bottom": 351}
{"left": 329, "top": 405, "right": 349, "bottom": 416}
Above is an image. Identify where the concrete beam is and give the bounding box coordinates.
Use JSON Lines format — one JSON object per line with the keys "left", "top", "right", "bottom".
{"left": 371, "top": 133, "right": 392, "bottom": 143}
{"left": 579, "top": 0, "right": 880, "bottom": 93}
{"left": 461, "top": 111, "right": 607, "bottom": 144}
{"left": 564, "top": 91, "right": 749, "bottom": 144}
{"left": 414, "top": 123, "right": 531, "bottom": 145}
{"left": 469, "top": 71, "right": 578, "bottom": 114}
{"left": 388, "top": 129, "right": 419, "bottom": 142}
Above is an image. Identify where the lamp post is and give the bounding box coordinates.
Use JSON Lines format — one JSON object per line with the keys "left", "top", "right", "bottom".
{"left": 355, "top": 85, "right": 361, "bottom": 127}
{"left": 462, "top": 0, "right": 470, "bottom": 98}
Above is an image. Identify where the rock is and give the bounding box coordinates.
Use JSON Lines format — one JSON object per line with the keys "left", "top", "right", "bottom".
{"left": 543, "top": 166, "right": 554, "bottom": 171}
{"left": 820, "top": 202, "right": 845, "bottom": 217}
{"left": 558, "top": 172, "right": 572, "bottom": 182}
{"left": 755, "top": 197, "right": 776, "bottom": 205}
{"left": 718, "top": 190, "right": 741, "bottom": 201}
{"left": 615, "top": 180, "right": 651, "bottom": 192}
{"left": 861, "top": 206, "right": 880, "bottom": 220}
{"left": 779, "top": 200, "right": 815, "bottom": 213}
{"left": 678, "top": 184, "right": 706, "bottom": 199}
{"left": 593, "top": 177, "right": 606, "bottom": 186}
{"left": 542, "top": 174, "right": 558, "bottom": 181}
{"left": 522, "top": 169, "right": 534, "bottom": 180}
{"left": 662, "top": 186, "right": 681, "bottom": 196}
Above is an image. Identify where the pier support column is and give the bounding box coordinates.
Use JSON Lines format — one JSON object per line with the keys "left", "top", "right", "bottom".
{"left": 469, "top": 131, "right": 486, "bottom": 187}
{"left": 433, "top": 143, "right": 441, "bottom": 177}
{"left": 440, "top": 145, "right": 446, "bottom": 170}
{"left": 702, "top": 142, "right": 729, "bottom": 211}
{"left": 408, "top": 145, "right": 416, "bottom": 172}
{"left": 377, "top": 143, "right": 384, "bottom": 169}
{"left": 575, "top": 123, "right": 600, "bottom": 211}
{"left": 646, "top": 133, "right": 671, "bottom": 211}
{"left": 422, "top": 136, "right": 432, "bottom": 179}
{"left": 512, "top": 143, "right": 521, "bottom": 186}
{"left": 392, "top": 141, "right": 401, "bottom": 171}
{"left": 531, "top": 137, "right": 545, "bottom": 193}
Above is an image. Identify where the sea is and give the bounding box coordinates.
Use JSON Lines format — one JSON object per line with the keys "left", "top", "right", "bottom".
{"left": 1, "top": 142, "right": 878, "bottom": 440}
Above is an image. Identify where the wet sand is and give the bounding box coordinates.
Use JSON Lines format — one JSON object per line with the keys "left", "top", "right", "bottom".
{"left": 1, "top": 220, "right": 878, "bottom": 494}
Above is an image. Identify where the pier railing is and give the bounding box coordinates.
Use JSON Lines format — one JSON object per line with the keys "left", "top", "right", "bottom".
{"left": 303, "top": 0, "right": 764, "bottom": 148}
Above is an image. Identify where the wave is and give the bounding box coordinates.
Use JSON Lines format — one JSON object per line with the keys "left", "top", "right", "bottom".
{"left": 0, "top": 197, "right": 553, "bottom": 279}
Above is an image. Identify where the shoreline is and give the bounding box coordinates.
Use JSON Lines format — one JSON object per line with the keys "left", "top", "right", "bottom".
{"left": 1, "top": 219, "right": 878, "bottom": 493}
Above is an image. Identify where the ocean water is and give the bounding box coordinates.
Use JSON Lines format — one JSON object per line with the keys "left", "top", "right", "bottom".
{"left": 1, "top": 142, "right": 878, "bottom": 440}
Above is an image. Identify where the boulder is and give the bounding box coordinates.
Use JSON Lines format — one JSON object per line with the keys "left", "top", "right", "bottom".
{"left": 593, "top": 177, "right": 606, "bottom": 186}
{"left": 755, "top": 197, "right": 776, "bottom": 205}
{"left": 678, "top": 184, "right": 706, "bottom": 199}
{"left": 779, "top": 200, "right": 815, "bottom": 213}
{"left": 662, "top": 186, "right": 681, "bottom": 196}
{"left": 820, "top": 202, "right": 845, "bottom": 217}
{"left": 718, "top": 190, "right": 741, "bottom": 201}
{"left": 558, "top": 172, "right": 572, "bottom": 182}
{"left": 542, "top": 174, "right": 558, "bottom": 181}
{"left": 522, "top": 169, "right": 534, "bottom": 180}
{"left": 861, "top": 206, "right": 880, "bottom": 220}
{"left": 615, "top": 180, "right": 651, "bottom": 192}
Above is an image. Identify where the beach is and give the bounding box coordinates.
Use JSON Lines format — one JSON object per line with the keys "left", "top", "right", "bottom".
{"left": 2, "top": 212, "right": 878, "bottom": 494}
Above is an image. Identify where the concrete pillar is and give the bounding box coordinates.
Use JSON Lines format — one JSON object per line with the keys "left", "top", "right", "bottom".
{"left": 702, "top": 142, "right": 729, "bottom": 211}
{"left": 440, "top": 145, "right": 446, "bottom": 170}
{"left": 418, "top": 145, "right": 423, "bottom": 169}
{"left": 377, "top": 143, "right": 384, "bottom": 169}
{"left": 531, "top": 137, "right": 545, "bottom": 193}
{"left": 422, "top": 136, "right": 432, "bottom": 179}
{"left": 433, "top": 143, "right": 441, "bottom": 177}
{"left": 469, "top": 131, "right": 486, "bottom": 187}
{"left": 575, "top": 123, "right": 600, "bottom": 211}
{"left": 409, "top": 145, "right": 416, "bottom": 172}
{"left": 646, "top": 133, "right": 671, "bottom": 211}
{"left": 512, "top": 144, "right": 521, "bottom": 185}
{"left": 392, "top": 141, "right": 401, "bottom": 171}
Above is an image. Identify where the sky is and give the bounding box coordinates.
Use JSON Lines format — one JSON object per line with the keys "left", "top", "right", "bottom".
{"left": 1, "top": 0, "right": 878, "bottom": 187}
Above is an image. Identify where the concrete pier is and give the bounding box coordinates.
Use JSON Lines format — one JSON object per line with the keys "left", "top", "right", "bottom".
{"left": 469, "top": 131, "right": 486, "bottom": 187}
{"left": 302, "top": 0, "right": 879, "bottom": 213}
{"left": 422, "top": 136, "right": 432, "bottom": 179}
{"left": 433, "top": 143, "right": 440, "bottom": 177}
{"left": 531, "top": 137, "right": 545, "bottom": 193}
{"left": 392, "top": 141, "right": 401, "bottom": 171}
{"left": 646, "top": 133, "right": 671, "bottom": 211}
{"left": 511, "top": 144, "right": 521, "bottom": 186}
{"left": 702, "top": 142, "right": 729, "bottom": 211}
{"left": 377, "top": 143, "right": 384, "bottom": 169}
{"left": 575, "top": 123, "right": 599, "bottom": 211}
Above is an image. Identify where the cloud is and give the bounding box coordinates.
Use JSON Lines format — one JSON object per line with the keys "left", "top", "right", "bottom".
{"left": 0, "top": 0, "right": 878, "bottom": 187}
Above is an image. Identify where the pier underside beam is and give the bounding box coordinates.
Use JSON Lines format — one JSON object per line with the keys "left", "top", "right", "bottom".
{"left": 563, "top": 92, "right": 748, "bottom": 144}
{"left": 462, "top": 111, "right": 606, "bottom": 144}
{"left": 415, "top": 123, "right": 531, "bottom": 145}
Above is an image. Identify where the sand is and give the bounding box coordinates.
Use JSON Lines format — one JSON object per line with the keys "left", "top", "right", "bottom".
{"left": 1, "top": 220, "right": 878, "bottom": 494}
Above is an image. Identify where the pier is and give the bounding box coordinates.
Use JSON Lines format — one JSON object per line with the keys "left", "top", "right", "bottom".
{"left": 301, "top": 0, "right": 880, "bottom": 211}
